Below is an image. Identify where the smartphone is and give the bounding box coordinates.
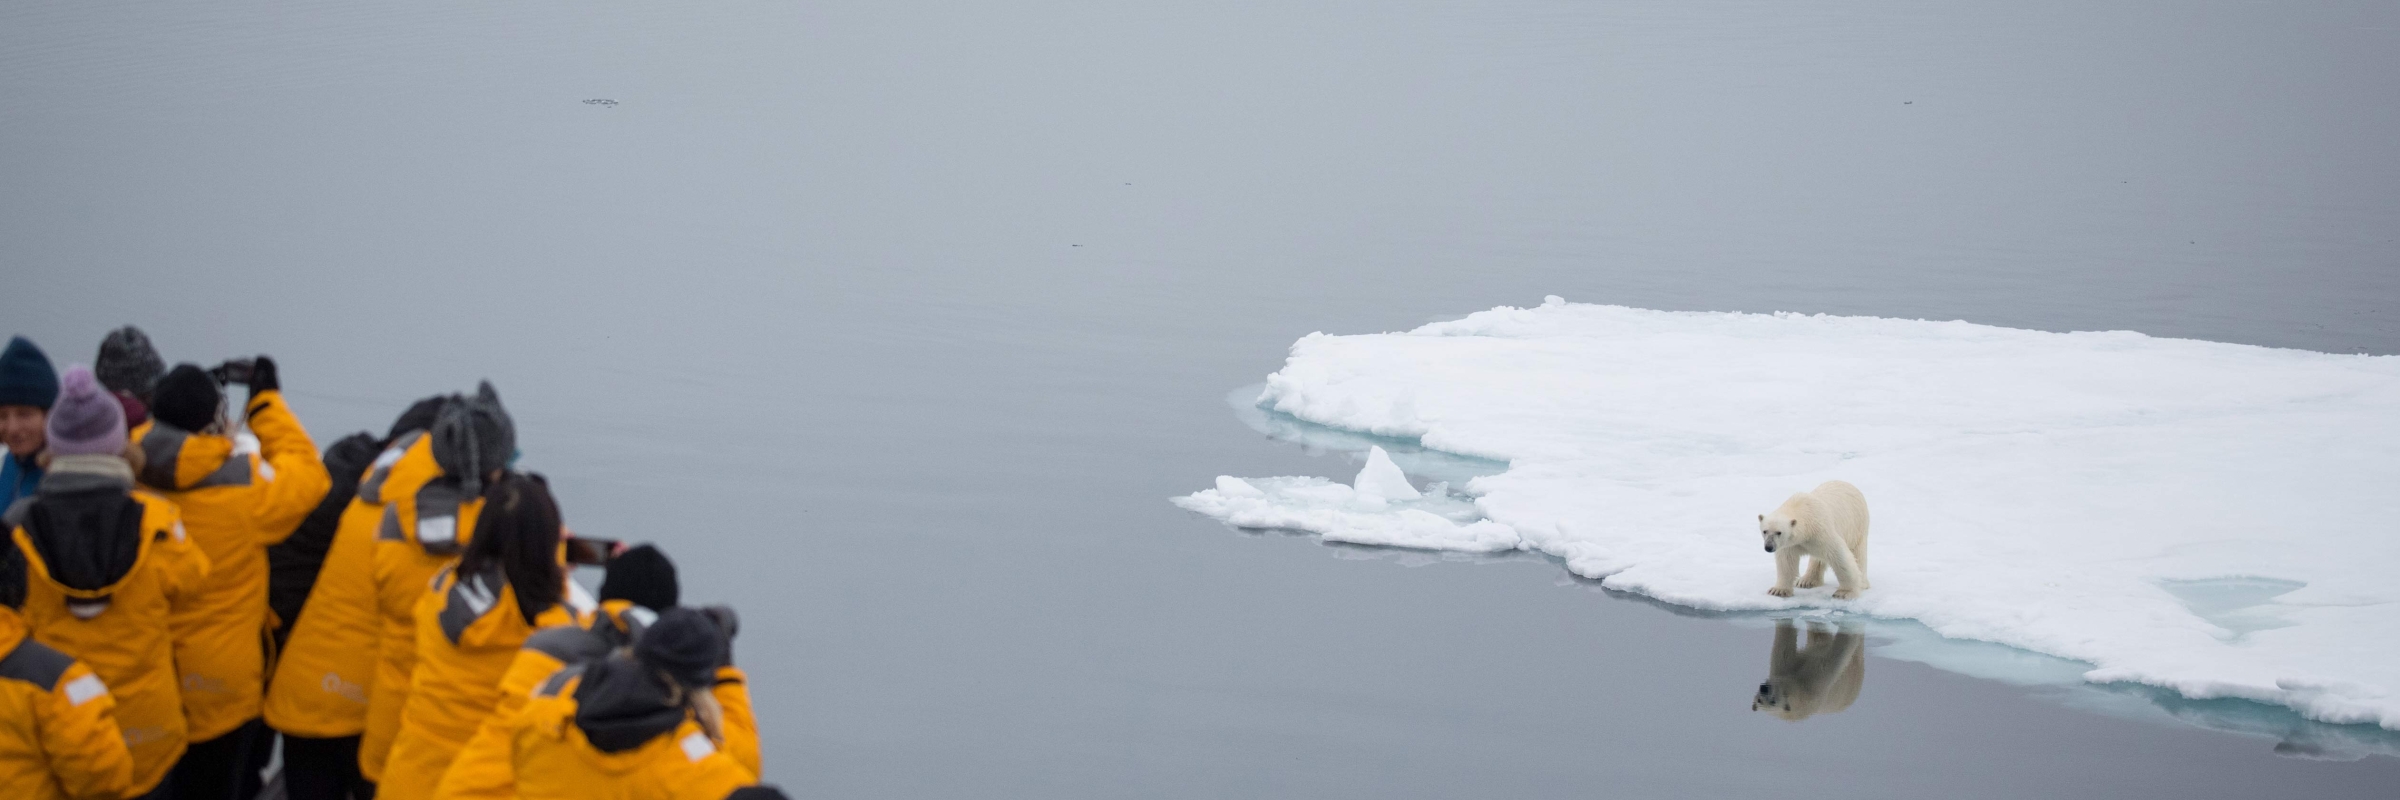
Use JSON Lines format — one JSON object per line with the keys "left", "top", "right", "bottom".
{"left": 564, "top": 536, "right": 621, "bottom": 567}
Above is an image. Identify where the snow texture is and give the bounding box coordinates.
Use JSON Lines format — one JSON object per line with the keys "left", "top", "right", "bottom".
{"left": 1176, "top": 298, "right": 2400, "bottom": 734}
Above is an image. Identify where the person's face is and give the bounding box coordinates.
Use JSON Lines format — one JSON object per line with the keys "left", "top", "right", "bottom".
{"left": 0, "top": 405, "right": 46, "bottom": 457}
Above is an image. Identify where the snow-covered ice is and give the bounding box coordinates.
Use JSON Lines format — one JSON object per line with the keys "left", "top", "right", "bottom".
{"left": 1176, "top": 298, "right": 2400, "bottom": 736}
{"left": 1350, "top": 446, "right": 1421, "bottom": 501}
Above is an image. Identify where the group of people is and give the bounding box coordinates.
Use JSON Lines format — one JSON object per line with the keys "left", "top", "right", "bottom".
{"left": 1, "top": 330, "right": 783, "bottom": 800}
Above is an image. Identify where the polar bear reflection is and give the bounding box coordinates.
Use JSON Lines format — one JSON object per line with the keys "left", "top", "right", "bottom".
{"left": 1751, "top": 620, "right": 1866, "bottom": 721}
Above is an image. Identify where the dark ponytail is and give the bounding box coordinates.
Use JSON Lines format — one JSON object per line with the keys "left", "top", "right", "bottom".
{"left": 457, "top": 472, "right": 564, "bottom": 625}
{"left": 0, "top": 541, "right": 25, "bottom": 611}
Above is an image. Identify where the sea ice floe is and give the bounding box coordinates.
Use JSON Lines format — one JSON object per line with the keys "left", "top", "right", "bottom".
{"left": 1174, "top": 298, "right": 2400, "bottom": 736}
{"left": 1173, "top": 447, "right": 1516, "bottom": 552}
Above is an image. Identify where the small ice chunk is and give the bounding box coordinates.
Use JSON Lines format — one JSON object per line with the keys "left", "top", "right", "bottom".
{"left": 1214, "top": 476, "right": 1264, "bottom": 497}
{"left": 1352, "top": 446, "right": 1420, "bottom": 500}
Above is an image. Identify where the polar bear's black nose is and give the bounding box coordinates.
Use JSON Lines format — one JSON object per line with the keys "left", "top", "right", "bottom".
{"left": 1758, "top": 683, "right": 1772, "bottom": 694}
{"left": 1763, "top": 544, "right": 1775, "bottom": 553}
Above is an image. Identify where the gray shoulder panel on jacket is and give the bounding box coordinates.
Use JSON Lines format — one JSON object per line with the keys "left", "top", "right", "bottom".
{"left": 524, "top": 625, "right": 611, "bottom": 665}
{"left": 534, "top": 664, "right": 581, "bottom": 698}
{"left": 0, "top": 638, "right": 75, "bottom": 690}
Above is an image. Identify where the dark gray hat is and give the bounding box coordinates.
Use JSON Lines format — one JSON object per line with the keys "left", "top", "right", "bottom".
{"left": 431, "top": 381, "right": 514, "bottom": 494}
{"left": 634, "top": 607, "right": 726, "bottom": 688}
{"left": 94, "top": 326, "right": 166, "bottom": 399}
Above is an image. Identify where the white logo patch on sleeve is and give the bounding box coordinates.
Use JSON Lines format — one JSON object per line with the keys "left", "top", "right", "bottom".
{"left": 418, "top": 515, "right": 457, "bottom": 545}
{"left": 680, "top": 731, "right": 716, "bottom": 762}
{"left": 171, "top": 522, "right": 187, "bottom": 542}
{"left": 64, "top": 674, "right": 107, "bottom": 706}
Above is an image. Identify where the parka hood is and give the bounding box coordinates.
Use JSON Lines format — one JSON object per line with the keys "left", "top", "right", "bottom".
{"left": 571, "top": 656, "right": 687, "bottom": 754}
{"left": 6, "top": 466, "right": 147, "bottom": 595}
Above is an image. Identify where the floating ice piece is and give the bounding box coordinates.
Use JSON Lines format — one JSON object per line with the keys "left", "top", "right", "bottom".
{"left": 1179, "top": 299, "right": 2400, "bottom": 733}
{"left": 1173, "top": 475, "right": 1518, "bottom": 552}
{"left": 1352, "top": 446, "right": 1420, "bottom": 500}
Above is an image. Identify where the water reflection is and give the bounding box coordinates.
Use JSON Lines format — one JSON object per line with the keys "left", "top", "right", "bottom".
{"left": 1751, "top": 620, "right": 1866, "bottom": 721}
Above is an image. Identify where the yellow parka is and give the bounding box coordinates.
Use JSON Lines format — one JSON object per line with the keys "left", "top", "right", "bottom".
{"left": 432, "top": 604, "right": 762, "bottom": 800}
{"left": 359, "top": 434, "right": 479, "bottom": 781}
{"left": 8, "top": 458, "right": 211, "bottom": 796}
{"left": 0, "top": 607, "right": 137, "bottom": 800}
{"left": 262, "top": 430, "right": 426, "bottom": 738}
{"left": 133, "top": 390, "right": 332, "bottom": 742}
{"left": 460, "top": 662, "right": 755, "bottom": 800}
{"left": 376, "top": 565, "right": 590, "bottom": 800}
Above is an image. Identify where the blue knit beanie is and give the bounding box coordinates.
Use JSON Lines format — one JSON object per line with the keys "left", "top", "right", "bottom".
{"left": 0, "top": 337, "right": 59, "bottom": 410}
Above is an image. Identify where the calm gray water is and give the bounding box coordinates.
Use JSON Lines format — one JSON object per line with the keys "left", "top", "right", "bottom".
{"left": 5, "top": 1, "right": 2398, "bottom": 797}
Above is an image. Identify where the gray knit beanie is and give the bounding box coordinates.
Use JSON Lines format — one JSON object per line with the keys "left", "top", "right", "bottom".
{"left": 431, "top": 381, "right": 514, "bottom": 494}
{"left": 94, "top": 326, "right": 165, "bottom": 399}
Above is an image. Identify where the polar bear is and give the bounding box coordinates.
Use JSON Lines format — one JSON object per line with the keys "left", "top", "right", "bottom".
{"left": 1751, "top": 620, "right": 1866, "bottom": 721}
{"left": 1760, "top": 480, "right": 1870, "bottom": 599}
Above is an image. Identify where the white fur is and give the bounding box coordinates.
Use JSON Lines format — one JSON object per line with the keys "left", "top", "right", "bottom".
{"left": 1759, "top": 480, "right": 1871, "bottom": 599}
{"left": 1751, "top": 621, "right": 1866, "bottom": 720}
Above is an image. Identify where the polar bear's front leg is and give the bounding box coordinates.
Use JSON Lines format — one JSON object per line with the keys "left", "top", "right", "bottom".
{"left": 1818, "top": 543, "right": 1867, "bottom": 599}
{"left": 1768, "top": 549, "right": 1801, "bottom": 597}
{"left": 1795, "top": 557, "right": 1827, "bottom": 589}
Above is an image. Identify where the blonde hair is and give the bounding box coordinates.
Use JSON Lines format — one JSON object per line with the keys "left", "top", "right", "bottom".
{"left": 659, "top": 669, "right": 726, "bottom": 744}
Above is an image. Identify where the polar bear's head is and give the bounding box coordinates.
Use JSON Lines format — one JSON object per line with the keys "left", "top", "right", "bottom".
{"left": 1758, "top": 513, "right": 1802, "bottom": 553}
{"left": 1752, "top": 677, "right": 1802, "bottom": 718}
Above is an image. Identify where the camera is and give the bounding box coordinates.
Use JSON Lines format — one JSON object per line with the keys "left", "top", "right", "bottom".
{"left": 208, "top": 358, "right": 255, "bottom": 386}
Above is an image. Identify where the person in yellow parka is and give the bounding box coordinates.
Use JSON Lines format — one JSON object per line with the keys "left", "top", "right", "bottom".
{"left": 361, "top": 384, "right": 512, "bottom": 783}
{"left": 1, "top": 504, "right": 137, "bottom": 800}
{"left": 264, "top": 395, "right": 447, "bottom": 800}
{"left": 8, "top": 366, "right": 212, "bottom": 798}
{"left": 434, "top": 547, "right": 763, "bottom": 800}
{"left": 377, "top": 472, "right": 593, "bottom": 800}
{"left": 474, "top": 608, "right": 758, "bottom": 800}
{"left": 136, "top": 359, "right": 331, "bottom": 800}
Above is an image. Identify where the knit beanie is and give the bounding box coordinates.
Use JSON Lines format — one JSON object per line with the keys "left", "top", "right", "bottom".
{"left": 386, "top": 394, "right": 450, "bottom": 444}
{"left": 150, "top": 363, "right": 223, "bottom": 433}
{"left": 634, "top": 607, "right": 726, "bottom": 688}
{"left": 94, "top": 326, "right": 165, "bottom": 399}
{"left": 0, "top": 337, "right": 59, "bottom": 410}
{"left": 45, "top": 367, "right": 128, "bottom": 457}
{"left": 431, "top": 381, "right": 514, "bottom": 494}
{"left": 726, "top": 788, "right": 792, "bottom": 800}
{"left": 598, "top": 544, "right": 680, "bottom": 611}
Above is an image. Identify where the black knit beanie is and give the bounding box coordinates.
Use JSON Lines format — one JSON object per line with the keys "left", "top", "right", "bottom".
{"left": 150, "top": 363, "right": 223, "bottom": 433}
{"left": 94, "top": 326, "right": 165, "bottom": 400}
{"left": 598, "top": 544, "right": 680, "bottom": 611}
{"left": 634, "top": 607, "right": 726, "bottom": 688}
{"left": 726, "top": 787, "right": 792, "bottom": 800}
{"left": 0, "top": 336, "right": 58, "bottom": 411}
